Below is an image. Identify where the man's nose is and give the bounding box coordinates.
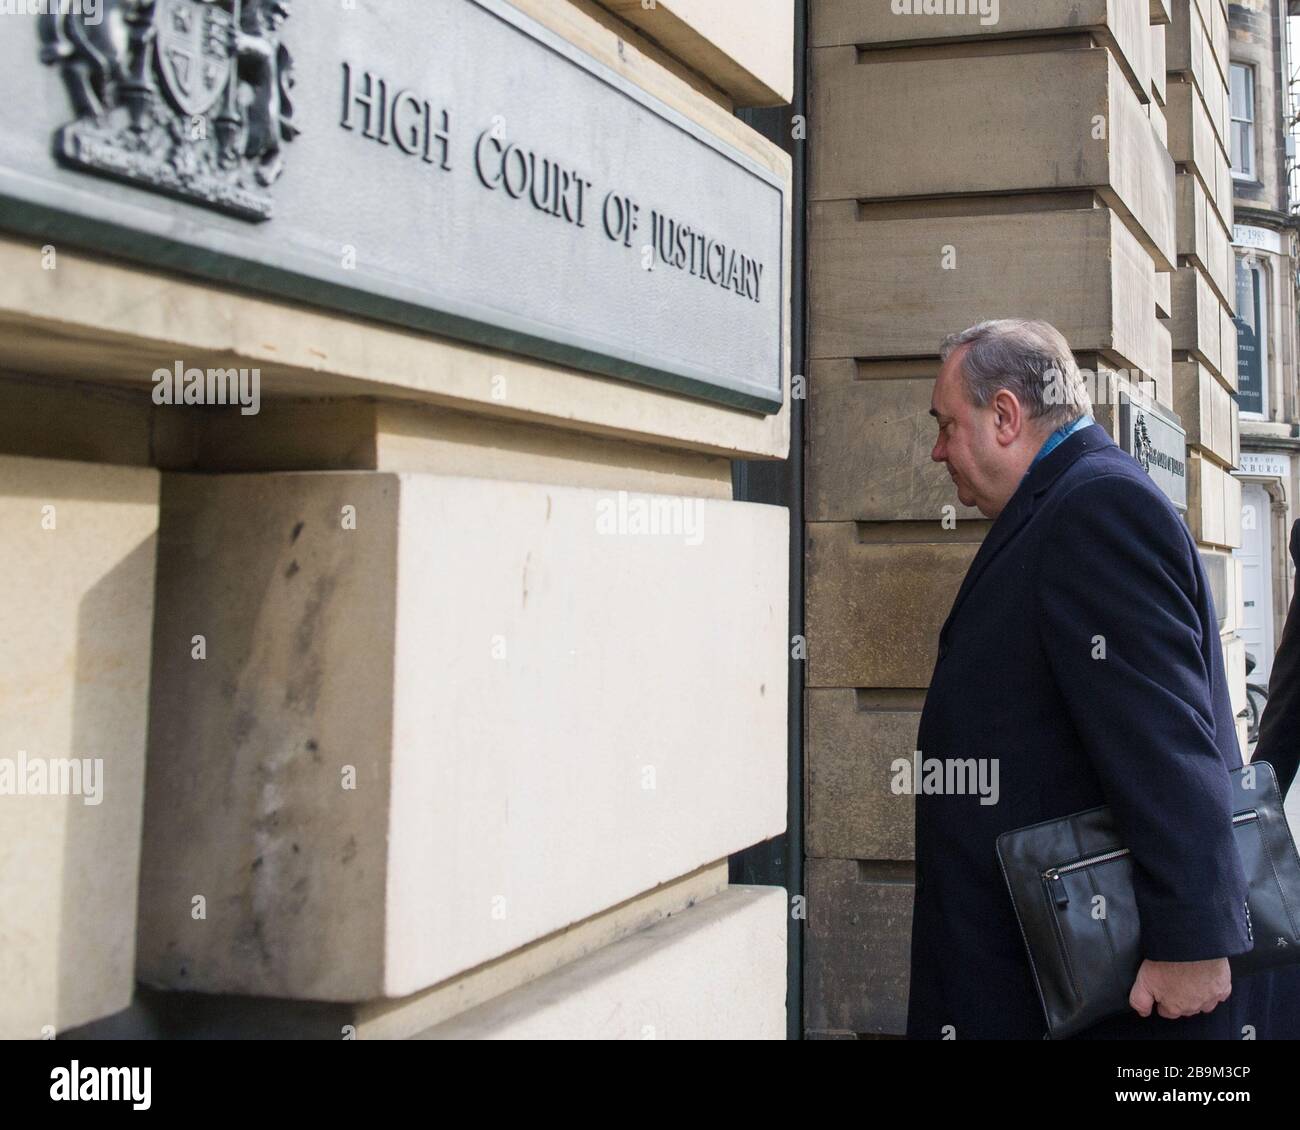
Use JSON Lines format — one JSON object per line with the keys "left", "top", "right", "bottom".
{"left": 931, "top": 436, "right": 945, "bottom": 463}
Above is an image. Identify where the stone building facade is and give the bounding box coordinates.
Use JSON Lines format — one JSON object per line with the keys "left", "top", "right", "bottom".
{"left": 804, "top": 0, "right": 1253, "bottom": 1037}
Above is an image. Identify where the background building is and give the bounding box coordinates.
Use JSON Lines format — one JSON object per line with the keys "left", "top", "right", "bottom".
{"left": 1229, "top": 1, "right": 1300, "bottom": 700}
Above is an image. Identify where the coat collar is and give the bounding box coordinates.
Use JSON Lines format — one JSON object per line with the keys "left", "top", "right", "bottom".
{"left": 938, "top": 422, "right": 1115, "bottom": 646}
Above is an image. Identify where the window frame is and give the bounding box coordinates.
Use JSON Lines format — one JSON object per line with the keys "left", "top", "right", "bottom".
{"left": 1230, "top": 62, "right": 1258, "bottom": 182}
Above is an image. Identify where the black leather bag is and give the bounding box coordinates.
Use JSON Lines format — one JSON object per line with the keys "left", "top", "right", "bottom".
{"left": 996, "top": 761, "right": 1300, "bottom": 1040}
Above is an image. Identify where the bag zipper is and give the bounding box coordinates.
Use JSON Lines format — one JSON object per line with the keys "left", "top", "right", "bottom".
{"left": 1042, "top": 810, "right": 1259, "bottom": 909}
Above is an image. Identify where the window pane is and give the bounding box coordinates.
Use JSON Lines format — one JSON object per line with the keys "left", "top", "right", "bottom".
{"left": 1230, "top": 64, "right": 1254, "bottom": 122}
{"left": 1232, "top": 121, "right": 1254, "bottom": 175}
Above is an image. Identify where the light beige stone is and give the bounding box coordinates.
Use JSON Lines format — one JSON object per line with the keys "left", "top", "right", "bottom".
{"left": 137, "top": 471, "right": 788, "bottom": 1000}
{"left": 1167, "top": 78, "right": 1229, "bottom": 227}
{"left": 1150, "top": 22, "right": 1166, "bottom": 105}
{"left": 592, "top": 0, "right": 793, "bottom": 105}
{"left": 1166, "top": 0, "right": 1227, "bottom": 150}
{"left": 1188, "top": 449, "right": 1239, "bottom": 548}
{"left": 1169, "top": 265, "right": 1225, "bottom": 381}
{"left": 810, "top": 47, "right": 1175, "bottom": 269}
{"left": 806, "top": 524, "right": 980, "bottom": 688}
{"left": 807, "top": 362, "right": 983, "bottom": 522}
{"left": 1155, "top": 269, "right": 1172, "bottom": 318}
{"left": 160, "top": 398, "right": 734, "bottom": 498}
{"left": 1174, "top": 359, "right": 1234, "bottom": 467}
{"left": 415, "top": 885, "right": 787, "bottom": 1039}
{"left": 810, "top": 1, "right": 1152, "bottom": 106}
{"left": 1148, "top": 97, "right": 1168, "bottom": 146}
{"left": 806, "top": 688, "right": 920, "bottom": 860}
{"left": 809, "top": 203, "right": 1157, "bottom": 376}
{"left": 0, "top": 456, "right": 159, "bottom": 1038}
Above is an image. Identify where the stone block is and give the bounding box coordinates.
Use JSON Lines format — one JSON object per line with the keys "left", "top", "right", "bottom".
{"left": 809, "top": 203, "right": 1157, "bottom": 375}
{"left": 810, "top": 0, "right": 1151, "bottom": 106}
{"left": 806, "top": 689, "right": 919, "bottom": 860}
{"left": 806, "top": 523, "right": 978, "bottom": 688}
{"left": 810, "top": 46, "right": 1174, "bottom": 269}
{"left": 807, "top": 362, "right": 983, "bottom": 522}
{"left": 137, "top": 471, "right": 788, "bottom": 1000}
{"left": 593, "top": 0, "right": 793, "bottom": 105}
{"left": 416, "top": 885, "right": 787, "bottom": 1039}
{"left": 1169, "top": 265, "right": 1225, "bottom": 381}
{"left": 0, "top": 456, "right": 159, "bottom": 1038}
{"left": 804, "top": 857, "right": 912, "bottom": 1037}
{"left": 1174, "top": 359, "right": 1234, "bottom": 467}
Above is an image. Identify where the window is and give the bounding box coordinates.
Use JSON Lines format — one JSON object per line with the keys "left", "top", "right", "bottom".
{"left": 1234, "top": 254, "right": 1268, "bottom": 418}
{"left": 1231, "top": 64, "right": 1257, "bottom": 180}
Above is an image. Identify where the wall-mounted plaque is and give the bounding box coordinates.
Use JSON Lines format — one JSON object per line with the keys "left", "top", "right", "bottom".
{"left": 0, "top": 0, "right": 785, "bottom": 413}
{"left": 1118, "top": 393, "right": 1188, "bottom": 512}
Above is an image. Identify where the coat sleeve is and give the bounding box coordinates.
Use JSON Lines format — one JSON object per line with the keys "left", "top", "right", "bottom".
{"left": 1035, "top": 472, "right": 1251, "bottom": 963}
{"left": 1254, "top": 519, "right": 1300, "bottom": 798}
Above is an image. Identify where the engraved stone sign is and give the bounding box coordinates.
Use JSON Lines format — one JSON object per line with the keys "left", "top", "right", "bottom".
{"left": 0, "top": 0, "right": 786, "bottom": 412}
{"left": 1119, "top": 393, "right": 1188, "bottom": 511}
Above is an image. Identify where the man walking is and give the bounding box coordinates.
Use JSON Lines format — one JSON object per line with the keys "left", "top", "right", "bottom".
{"left": 907, "top": 318, "right": 1293, "bottom": 1039}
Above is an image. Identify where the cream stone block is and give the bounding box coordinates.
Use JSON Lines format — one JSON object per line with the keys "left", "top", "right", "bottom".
{"left": 1166, "top": 0, "right": 1227, "bottom": 148}
{"left": 1205, "top": 0, "right": 1228, "bottom": 91}
{"left": 1223, "top": 633, "right": 1247, "bottom": 727}
{"left": 1169, "top": 266, "right": 1224, "bottom": 381}
{"left": 1176, "top": 173, "right": 1232, "bottom": 306}
{"left": 0, "top": 456, "right": 159, "bottom": 1038}
{"left": 809, "top": 203, "right": 1157, "bottom": 375}
{"left": 810, "top": 0, "right": 1152, "bottom": 105}
{"left": 806, "top": 688, "right": 920, "bottom": 861}
{"left": 1152, "top": 0, "right": 1172, "bottom": 25}
{"left": 807, "top": 363, "right": 982, "bottom": 522}
{"left": 1150, "top": 22, "right": 1166, "bottom": 105}
{"left": 1167, "top": 79, "right": 1227, "bottom": 226}
{"left": 1151, "top": 318, "right": 1173, "bottom": 408}
{"left": 1220, "top": 305, "right": 1237, "bottom": 388}
{"left": 137, "top": 471, "right": 787, "bottom": 1001}
{"left": 593, "top": 0, "right": 792, "bottom": 105}
{"left": 810, "top": 47, "right": 1175, "bottom": 269}
{"left": 1222, "top": 466, "right": 1242, "bottom": 551}
{"left": 1148, "top": 97, "right": 1168, "bottom": 146}
{"left": 1155, "top": 270, "right": 1172, "bottom": 318}
{"left": 415, "top": 885, "right": 786, "bottom": 1038}
{"left": 1174, "top": 360, "right": 1234, "bottom": 467}
{"left": 1188, "top": 449, "right": 1232, "bottom": 547}
{"left": 805, "top": 524, "right": 981, "bottom": 688}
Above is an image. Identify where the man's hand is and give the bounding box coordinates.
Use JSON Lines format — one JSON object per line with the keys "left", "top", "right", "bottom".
{"left": 1129, "top": 958, "right": 1232, "bottom": 1019}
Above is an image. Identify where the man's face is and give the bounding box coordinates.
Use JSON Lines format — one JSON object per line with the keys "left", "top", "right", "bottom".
{"left": 930, "top": 345, "right": 1013, "bottom": 518}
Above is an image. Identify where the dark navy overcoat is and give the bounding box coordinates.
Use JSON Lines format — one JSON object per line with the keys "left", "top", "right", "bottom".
{"left": 906, "top": 423, "right": 1300, "bottom": 1039}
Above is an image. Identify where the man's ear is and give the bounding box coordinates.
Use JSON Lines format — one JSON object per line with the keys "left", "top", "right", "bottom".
{"left": 992, "top": 389, "right": 1023, "bottom": 445}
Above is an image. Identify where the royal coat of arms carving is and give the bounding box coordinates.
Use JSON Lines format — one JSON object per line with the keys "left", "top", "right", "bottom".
{"left": 39, "top": 0, "right": 300, "bottom": 221}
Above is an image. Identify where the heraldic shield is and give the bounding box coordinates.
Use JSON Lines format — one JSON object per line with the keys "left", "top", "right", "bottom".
{"left": 155, "top": 0, "right": 236, "bottom": 118}
{"left": 38, "top": 0, "right": 300, "bottom": 222}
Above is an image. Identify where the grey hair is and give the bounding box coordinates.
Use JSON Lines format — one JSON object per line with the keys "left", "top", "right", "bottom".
{"left": 939, "top": 319, "right": 1092, "bottom": 431}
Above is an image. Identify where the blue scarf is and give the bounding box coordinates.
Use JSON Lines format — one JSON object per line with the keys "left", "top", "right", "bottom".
{"left": 1030, "top": 413, "right": 1094, "bottom": 469}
